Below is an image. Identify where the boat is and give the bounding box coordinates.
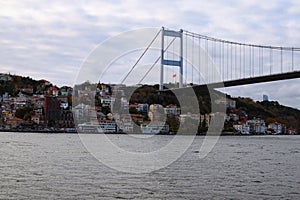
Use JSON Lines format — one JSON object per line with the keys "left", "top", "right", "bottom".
{"left": 77, "top": 122, "right": 103, "bottom": 133}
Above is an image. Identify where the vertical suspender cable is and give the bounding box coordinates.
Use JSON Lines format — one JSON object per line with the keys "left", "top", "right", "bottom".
{"left": 212, "top": 39, "right": 215, "bottom": 81}
{"left": 240, "top": 44, "right": 242, "bottom": 79}
{"left": 185, "top": 33, "right": 188, "bottom": 85}
{"left": 244, "top": 45, "right": 246, "bottom": 78}
{"left": 250, "top": 46, "right": 252, "bottom": 77}
{"left": 292, "top": 48, "right": 294, "bottom": 71}
{"left": 235, "top": 44, "right": 237, "bottom": 80}
{"left": 258, "top": 47, "right": 261, "bottom": 75}
{"left": 227, "top": 42, "right": 229, "bottom": 81}
{"left": 262, "top": 48, "right": 264, "bottom": 75}
{"left": 222, "top": 42, "right": 225, "bottom": 80}
{"left": 270, "top": 48, "right": 273, "bottom": 75}
{"left": 192, "top": 34, "right": 194, "bottom": 84}
{"left": 230, "top": 43, "right": 233, "bottom": 79}
{"left": 199, "top": 37, "right": 201, "bottom": 84}
{"left": 280, "top": 47, "right": 283, "bottom": 73}
{"left": 219, "top": 41, "right": 222, "bottom": 81}
{"left": 206, "top": 39, "right": 208, "bottom": 83}
{"left": 252, "top": 45, "right": 255, "bottom": 77}
{"left": 166, "top": 35, "right": 169, "bottom": 82}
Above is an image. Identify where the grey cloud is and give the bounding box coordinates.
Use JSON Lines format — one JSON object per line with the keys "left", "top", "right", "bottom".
{"left": 0, "top": 0, "right": 300, "bottom": 108}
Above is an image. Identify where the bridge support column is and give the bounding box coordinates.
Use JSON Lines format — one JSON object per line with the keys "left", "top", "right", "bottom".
{"left": 160, "top": 27, "right": 183, "bottom": 91}
{"left": 160, "top": 27, "right": 165, "bottom": 91}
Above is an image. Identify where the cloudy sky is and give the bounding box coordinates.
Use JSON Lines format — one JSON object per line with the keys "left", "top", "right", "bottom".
{"left": 1, "top": 0, "right": 300, "bottom": 108}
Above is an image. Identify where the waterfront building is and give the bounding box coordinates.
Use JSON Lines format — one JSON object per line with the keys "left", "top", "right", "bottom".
{"left": 44, "top": 96, "right": 61, "bottom": 126}
{"left": 60, "top": 110, "right": 74, "bottom": 128}
{"left": 233, "top": 123, "right": 250, "bottom": 134}
{"left": 246, "top": 119, "right": 266, "bottom": 134}
{"left": 268, "top": 122, "right": 285, "bottom": 134}
{"left": 98, "top": 120, "right": 118, "bottom": 133}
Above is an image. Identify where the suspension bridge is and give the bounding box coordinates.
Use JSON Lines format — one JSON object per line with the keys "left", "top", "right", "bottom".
{"left": 120, "top": 27, "right": 300, "bottom": 91}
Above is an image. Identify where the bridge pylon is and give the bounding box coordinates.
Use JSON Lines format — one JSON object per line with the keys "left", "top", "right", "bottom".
{"left": 160, "top": 27, "right": 183, "bottom": 91}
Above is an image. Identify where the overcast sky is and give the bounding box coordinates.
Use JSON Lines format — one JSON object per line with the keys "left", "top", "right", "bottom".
{"left": 1, "top": 0, "right": 300, "bottom": 108}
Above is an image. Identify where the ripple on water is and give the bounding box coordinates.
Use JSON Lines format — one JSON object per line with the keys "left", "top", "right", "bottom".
{"left": 0, "top": 133, "right": 299, "bottom": 199}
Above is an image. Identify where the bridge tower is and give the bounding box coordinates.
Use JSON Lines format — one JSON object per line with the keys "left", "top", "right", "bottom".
{"left": 160, "top": 27, "right": 183, "bottom": 91}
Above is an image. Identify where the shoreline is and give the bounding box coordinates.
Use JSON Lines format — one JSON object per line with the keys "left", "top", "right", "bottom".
{"left": 0, "top": 129, "right": 298, "bottom": 136}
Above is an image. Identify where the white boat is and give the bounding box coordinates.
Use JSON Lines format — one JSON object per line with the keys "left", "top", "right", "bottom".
{"left": 78, "top": 120, "right": 118, "bottom": 133}
{"left": 78, "top": 122, "right": 102, "bottom": 133}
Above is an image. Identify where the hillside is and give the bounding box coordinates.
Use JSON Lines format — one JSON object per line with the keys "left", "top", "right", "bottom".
{"left": 127, "top": 85, "right": 300, "bottom": 131}
{"left": 0, "top": 73, "right": 53, "bottom": 96}
{"left": 234, "top": 97, "right": 300, "bottom": 130}
{"left": 1, "top": 73, "right": 300, "bottom": 132}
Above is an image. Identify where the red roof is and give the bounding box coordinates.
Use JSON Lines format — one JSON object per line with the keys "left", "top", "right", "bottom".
{"left": 130, "top": 114, "right": 143, "bottom": 117}
{"left": 50, "top": 86, "right": 59, "bottom": 91}
{"left": 8, "top": 117, "right": 23, "bottom": 121}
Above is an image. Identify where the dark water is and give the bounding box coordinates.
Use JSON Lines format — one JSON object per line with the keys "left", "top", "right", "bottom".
{"left": 0, "top": 132, "right": 299, "bottom": 199}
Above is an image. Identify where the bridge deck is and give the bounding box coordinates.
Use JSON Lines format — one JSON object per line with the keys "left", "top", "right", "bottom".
{"left": 197, "top": 70, "right": 300, "bottom": 89}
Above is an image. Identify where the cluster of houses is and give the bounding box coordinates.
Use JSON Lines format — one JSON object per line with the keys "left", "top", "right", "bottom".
{"left": 0, "top": 76, "right": 74, "bottom": 131}
{"left": 0, "top": 73, "right": 296, "bottom": 134}
{"left": 73, "top": 84, "right": 180, "bottom": 134}
{"left": 233, "top": 119, "right": 287, "bottom": 135}
{"left": 74, "top": 83, "right": 292, "bottom": 134}
{"left": 215, "top": 97, "right": 290, "bottom": 135}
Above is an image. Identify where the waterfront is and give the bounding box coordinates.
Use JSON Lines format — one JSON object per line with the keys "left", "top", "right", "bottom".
{"left": 0, "top": 132, "right": 299, "bottom": 199}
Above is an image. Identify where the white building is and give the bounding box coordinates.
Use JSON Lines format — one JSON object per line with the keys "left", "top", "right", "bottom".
{"left": 233, "top": 123, "right": 250, "bottom": 134}
{"left": 268, "top": 123, "right": 284, "bottom": 134}
{"left": 114, "top": 114, "right": 134, "bottom": 133}
{"left": 164, "top": 104, "right": 181, "bottom": 116}
{"left": 98, "top": 120, "right": 118, "bottom": 133}
{"left": 31, "top": 115, "right": 40, "bottom": 124}
{"left": 246, "top": 119, "right": 266, "bottom": 134}
{"left": 215, "top": 98, "right": 236, "bottom": 108}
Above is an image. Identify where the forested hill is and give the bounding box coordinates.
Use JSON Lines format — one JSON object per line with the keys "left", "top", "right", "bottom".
{"left": 234, "top": 97, "right": 300, "bottom": 130}
{"left": 1, "top": 73, "right": 300, "bottom": 130}
{"left": 0, "top": 73, "right": 53, "bottom": 96}
{"left": 127, "top": 84, "right": 300, "bottom": 130}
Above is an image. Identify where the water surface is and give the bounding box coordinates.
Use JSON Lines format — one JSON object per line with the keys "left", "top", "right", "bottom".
{"left": 0, "top": 133, "right": 299, "bottom": 199}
